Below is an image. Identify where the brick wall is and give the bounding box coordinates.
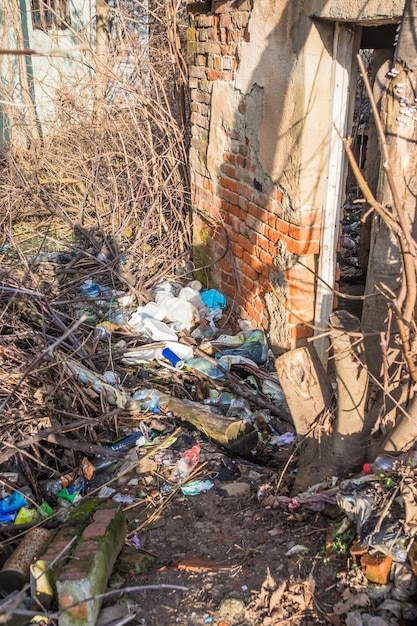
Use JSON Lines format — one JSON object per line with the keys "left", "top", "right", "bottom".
{"left": 187, "top": 1, "right": 323, "bottom": 349}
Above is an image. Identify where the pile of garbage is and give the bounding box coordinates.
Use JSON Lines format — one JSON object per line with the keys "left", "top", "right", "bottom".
{"left": 0, "top": 244, "right": 297, "bottom": 622}
{"left": 258, "top": 453, "right": 417, "bottom": 624}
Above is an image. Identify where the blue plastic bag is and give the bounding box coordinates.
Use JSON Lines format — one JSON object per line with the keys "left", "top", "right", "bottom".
{"left": 201, "top": 289, "right": 226, "bottom": 310}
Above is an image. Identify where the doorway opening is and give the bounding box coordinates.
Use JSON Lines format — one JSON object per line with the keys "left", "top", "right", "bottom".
{"left": 337, "top": 23, "right": 397, "bottom": 319}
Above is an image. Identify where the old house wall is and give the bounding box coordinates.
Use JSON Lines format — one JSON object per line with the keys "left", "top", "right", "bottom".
{"left": 0, "top": 0, "right": 93, "bottom": 147}
{"left": 188, "top": 0, "right": 404, "bottom": 351}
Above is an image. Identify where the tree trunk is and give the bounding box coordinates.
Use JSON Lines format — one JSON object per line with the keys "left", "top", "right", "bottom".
{"left": 276, "top": 312, "right": 371, "bottom": 492}
{"left": 361, "top": 0, "right": 417, "bottom": 383}
{"left": 329, "top": 310, "right": 371, "bottom": 469}
{"left": 276, "top": 345, "right": 336, "bottom": 493}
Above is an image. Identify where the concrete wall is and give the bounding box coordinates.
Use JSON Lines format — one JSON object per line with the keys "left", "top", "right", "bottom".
{"left": 188, "top": 0, "right": 404, "bottom": 351}
{"left": 0, "top": 0, "right": 93, "bottom": 147}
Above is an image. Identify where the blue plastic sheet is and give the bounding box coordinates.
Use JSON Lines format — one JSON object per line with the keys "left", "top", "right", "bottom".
{"left": 201, "top": 289, "right": 226, "bottom": 310}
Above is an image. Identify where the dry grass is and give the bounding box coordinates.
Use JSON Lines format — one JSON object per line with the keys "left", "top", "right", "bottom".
{"left": 0, "top": 0, "right": 195, "bottom": 499}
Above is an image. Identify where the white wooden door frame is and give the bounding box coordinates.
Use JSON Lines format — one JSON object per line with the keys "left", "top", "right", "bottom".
{"left": 314, "top": 22, "right": 360, "bottom": 366}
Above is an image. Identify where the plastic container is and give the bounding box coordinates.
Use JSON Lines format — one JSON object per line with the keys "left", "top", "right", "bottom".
{"left": 131, "top": 388, "right": 163, "bottom": 412}
{"left": 184, "top": 357, "right": 226, "bottom": 379}
{"left": 203, "top": 392, "right": 234, "bottom": 409}
{"left": 142, "top": 318, "right": 178, "bottom": 342}
{"left": 161, "top": 346, "right": 185, "bottom": 369}
{"left": 363, "top": 454, "right": 400, "bottom": 475}
{"left": 121, "top": 342, "right": 193, "bottom": 366}
{"left": 154, "top": 292, "right": 199, "bottom": 331}
{"left": 178, "top": 286, "right": 205, "bottom": 311}
{"left": 219, "top": 329, "right": 268, "bottom": 364}
{"left": 109, "top": 431, "right": 146, "bottom": 452}
{"left": 170, "top": 444, "right": 201, "bottom": 483}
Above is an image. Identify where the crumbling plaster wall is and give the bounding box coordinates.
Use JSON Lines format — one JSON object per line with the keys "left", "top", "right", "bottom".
{"left": 189, "top": 0, "right": 404, "bottom": 350}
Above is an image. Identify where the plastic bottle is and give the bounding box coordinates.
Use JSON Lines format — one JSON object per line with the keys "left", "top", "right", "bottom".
{"left": 184, "top": 357, "right": 226, "bottom": 379}
{"left": 363, "top": 454, "right": 401, "bottom": 475}
{"left": 191, "top": 321, "right": 215, "bottom": 341}
{"left": 80, "top": 279, "right": 100, "bottom": 299}
{"left": 109, "top": 431, "right": 146, "bottom": 452}
{"left": 203, "top": 392, "right": 234, "bottom": 409}
{"left": 161, "top": 346, "right": 185, "bottom": 369}
{"left": 178, "top": 286, "right": 205, "bottom": 311}
{"left": 131, "top": 388, "right": 163, "bottom": 412}
{"left": 211, "top": 329, "right": 268, "bottom": 364}
{"left": 170, "top": 444, "right": 201, "bottom": 483}
{"left": 142, "top": 318, "right": 178, "bottom": 342}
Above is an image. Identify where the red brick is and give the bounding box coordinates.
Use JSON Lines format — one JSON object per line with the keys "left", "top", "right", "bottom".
{"left": 237, "top": 234, "right": 254, "bottom": 254}
{"left": 288, "top": 223, "right": 321, "bottom": 241}
{"left": 220, "top": 176, "right": 238, "bottom": 193}
{"left": 243, "top": 275, "right": 254, "bottom": 291}
{"left": 272, "top": 188, "right": 283, "bottom": 203}
{"left": 219, "top": 14, "right": 232, "bottom": 27}
{"left": 268, "top": 241, "right": 277, "bottom": 256}
{"left": 228, "top": 204, "right": 240, "bottom": 222}
{"left": 257, "top": 207, "right": 271, "bottom": 224}
{"left": 360, "top": 553, "right": 393, "bottom": 585}
{"left": 224, "top": 164, "right": 238, "bottom": 179}
{"left": 238, "top": 195, "right": 248, "bottom": 212}
{"left": 213, "top": 55, "right": 222, "bottom": 70}
{"left": 267, "top": 211, "right": 276, "bottom": 228}
{"left": 290, "top": 325, "right": 314, "bottom": 340}
{"left": 241, "top": 262, "right": 259, "bottom": 281}
{"left": 247, "top": 229, "right": 258, "bottom": 245}
{"left": 259, "top": 249, "right": 273, "bottom": 266}
{"left": 224, "top": 152, "right": 236, "bottom": 165}
{"left": 231, "top": 242, "right": 243, "bottom": 259}
{"left": 298, "top": 209, "right": 322, "bottom": 227}
{"left": 255, "top": 233, "right": 269, "bottom": 250}
{"left": 288, "top": 312, "right": 309, "bottom": 325}
{"left": 275, "top": 217, "right": 289, "bottom": 235}
{"left": 237, "top": 182, "right": 252, "bottom": 201}
{"left": 212, "top": 0, "right": 227, "bottom": 13}
{"left": 286, "top": 238, "right": 320, "bottom": 256}
{"left": 285, "top": 266, "right": 311, "bottom": 281}
{"left": 250, "top": 254, "right": 264, "bottom": 273}
{"left": 264, "top": 225, "right": 280, "bottom": 244}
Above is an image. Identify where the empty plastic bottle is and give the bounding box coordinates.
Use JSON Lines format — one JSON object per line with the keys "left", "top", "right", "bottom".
{"left": 203, "top": 392, "right": 234, "bottom": 409}
{"left": 184, "top": 357, "right": 226, "bottom": 379}
{"left": 80, "top": 279, "right": 101, "bottom": 299}
{"left": 170, "top": 444, "right": 201, "bottom": 483}
{"left": 131, "top": 388, "right": 163, "bottom": 412}
{"left": 363, "top": 454, "right": 400, "bottom": 476}
{"left": 212, "top": 329, "right": 268, "bottom": 364}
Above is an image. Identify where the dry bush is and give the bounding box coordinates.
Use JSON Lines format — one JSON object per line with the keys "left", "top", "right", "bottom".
{"left": 0, "top": 0, "right": 195, "bottom": 484}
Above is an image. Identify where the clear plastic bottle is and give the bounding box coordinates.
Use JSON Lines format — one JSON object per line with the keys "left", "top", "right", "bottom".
{"left": 170, "top": 444, "right": 201, "bottom": 483}
{"left": 212, "top": 329, "right": 268, "bottom": 364}
{"left": 363, "top": 454, "right": 400, "bottom": 475}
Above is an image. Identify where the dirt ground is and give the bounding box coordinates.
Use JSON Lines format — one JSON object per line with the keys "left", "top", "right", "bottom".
{"left": 96, "top": 429, "right": 355, "bottom": 626}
